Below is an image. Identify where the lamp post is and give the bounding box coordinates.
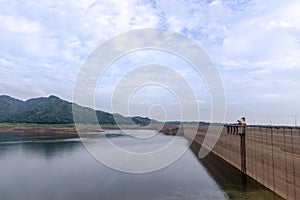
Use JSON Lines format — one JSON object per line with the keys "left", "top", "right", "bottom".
{"left": 267, "top": 116, "right": 273, "bottom": 126}
{"left": 291, "top": 115, "right": 297, "bottom": 127}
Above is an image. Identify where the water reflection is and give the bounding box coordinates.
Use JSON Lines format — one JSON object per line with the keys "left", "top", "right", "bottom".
{"left": 0, "top": 134, "right": 82, "bottom": 160}
{"left": 189, "top": 140, "right": 284, "bottom": 200}
{"left": 0, "top": 132, "right": 129, "bottom": 159}
{"left": 0, "top": 130, "right": 283, "bottom": 200}
{"left": 0, "top": 131, "right": 228, "bottom": 200}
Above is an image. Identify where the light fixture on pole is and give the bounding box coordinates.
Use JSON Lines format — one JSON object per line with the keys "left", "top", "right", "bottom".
{"left": 291, "top": 115, "right": 297, "bottom": 127}
{"left": 267, "top": 116, "right": 272, "bottom": 126}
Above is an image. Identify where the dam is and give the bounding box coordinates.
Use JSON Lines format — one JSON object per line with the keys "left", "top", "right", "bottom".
{"left": 184, "top": 124, "right": 300, "bottom": 200}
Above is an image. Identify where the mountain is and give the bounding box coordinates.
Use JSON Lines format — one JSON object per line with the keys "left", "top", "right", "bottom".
{"left": 0, "top": 95, "right": 155, "bottom": 125}
{"left": 0, "top": 95, "right": 25, "bottom": 119}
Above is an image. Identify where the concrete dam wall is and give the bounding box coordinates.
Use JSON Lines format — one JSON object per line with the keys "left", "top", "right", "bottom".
{"left": 184, "top": 125, "right": 300, "bottom": 200}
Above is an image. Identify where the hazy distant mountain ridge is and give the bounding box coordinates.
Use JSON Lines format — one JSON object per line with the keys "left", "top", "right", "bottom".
{"left": 0, "top": 95, "right": 153, "bottom": 125}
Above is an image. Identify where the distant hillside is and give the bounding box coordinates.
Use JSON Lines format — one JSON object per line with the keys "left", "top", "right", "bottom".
{"left": 0, "top": 95, "right": 155, "bottom": 125}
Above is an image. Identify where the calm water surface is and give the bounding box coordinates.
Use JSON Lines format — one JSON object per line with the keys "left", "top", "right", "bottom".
{"left": 0, "top": 130, "right": 282, "bottom": 200}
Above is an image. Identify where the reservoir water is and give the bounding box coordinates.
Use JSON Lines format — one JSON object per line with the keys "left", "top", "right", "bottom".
{"left": 0, "top": 130, "right": 282, "bottom": 200}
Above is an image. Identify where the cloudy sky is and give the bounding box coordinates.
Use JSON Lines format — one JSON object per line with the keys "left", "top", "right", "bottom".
{"left": 1, "top": 0, "right": 300, "bottom": 125}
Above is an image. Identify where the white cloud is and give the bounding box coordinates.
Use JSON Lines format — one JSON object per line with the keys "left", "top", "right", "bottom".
{"left": 0, "top": 15, "right": 42, "bottom": 33}
{"left": 0, "top": 0, "right": 299, "bottom": 124}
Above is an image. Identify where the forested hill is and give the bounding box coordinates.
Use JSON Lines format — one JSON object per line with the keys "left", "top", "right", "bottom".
{"left": 0, "top": 95, "right": 153, "bottom": 125}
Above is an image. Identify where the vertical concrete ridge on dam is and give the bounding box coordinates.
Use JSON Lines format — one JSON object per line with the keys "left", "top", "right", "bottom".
{"left": 184, "top": 125, "right": 300, "bottom": 200}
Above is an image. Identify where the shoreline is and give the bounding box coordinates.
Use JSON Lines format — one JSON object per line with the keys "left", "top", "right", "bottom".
{"left": 0, "top": 123, "right": 165, "bottom": 136}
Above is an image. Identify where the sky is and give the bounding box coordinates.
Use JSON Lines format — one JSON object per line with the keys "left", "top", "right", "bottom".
{"left": 0, "top": 0, "right": 300, "bottom": 125}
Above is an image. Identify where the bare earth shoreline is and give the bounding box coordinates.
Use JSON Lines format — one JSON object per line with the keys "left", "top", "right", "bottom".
{"left": 0, "top": 123, "right": 180, "bottom": 137}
